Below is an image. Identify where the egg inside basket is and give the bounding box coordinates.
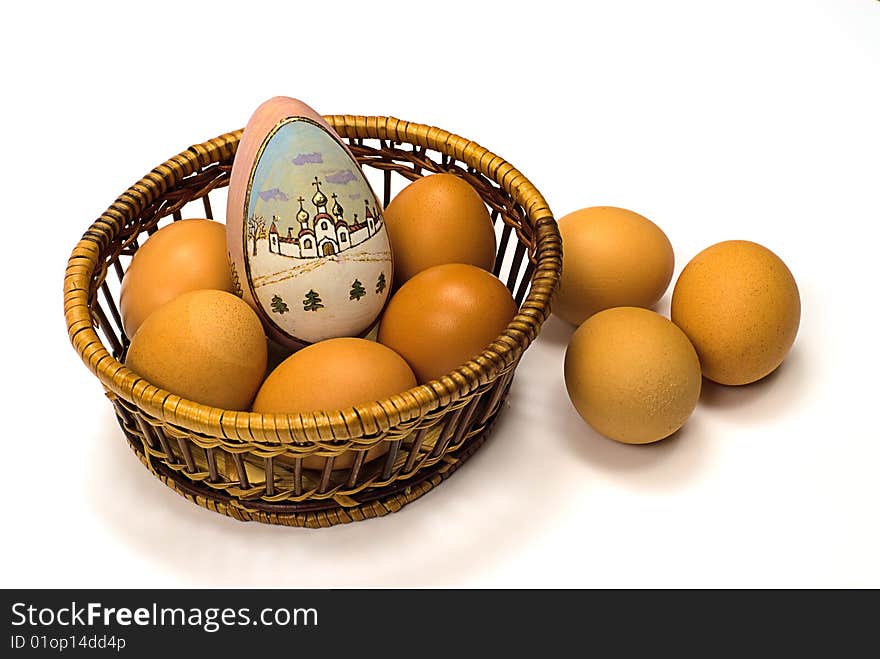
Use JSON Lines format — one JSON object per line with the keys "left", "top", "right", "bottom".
{"left": 64, "top": 116, "right": 561, "bottom": 527}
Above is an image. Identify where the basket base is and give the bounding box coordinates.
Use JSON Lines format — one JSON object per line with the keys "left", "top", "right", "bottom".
{"left": 120, "top": 413, "right": 500, "bottom": 528}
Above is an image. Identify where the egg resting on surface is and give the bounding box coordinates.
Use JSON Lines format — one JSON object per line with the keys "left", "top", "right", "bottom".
{"left": 564, "top": 307, "right": 702, "bottom": 444}
{"left": 383, "top": 174, "right": 496, "bottom": 288}
{"left": 125, "top": 290, "right": 268, "bottom": 410}
{"left": 671, "top": 240, "right": 800, "bottom": 385}
{"left": 554, "top": 206, "right": 674, "bottom": 326}
{"left": 119, "top": 219, "right": 234, "bottom": 338}
{"left": 377, "top": 263, "right": 516, "bottom": 384}
{"left": 226, "top": 96, "right": 392, "bottom": 349}
{"left": 252, "top": 338, "right": 417, "bottom": 470}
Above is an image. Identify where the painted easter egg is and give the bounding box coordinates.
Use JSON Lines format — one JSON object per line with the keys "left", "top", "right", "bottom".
{"left": 227, "top": 97, "right": 392, "bottom": 348}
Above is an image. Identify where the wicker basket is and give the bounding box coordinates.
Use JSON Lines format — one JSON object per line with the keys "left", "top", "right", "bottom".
{"left": 64, "top": 115, "right": 561, "bottom": 527}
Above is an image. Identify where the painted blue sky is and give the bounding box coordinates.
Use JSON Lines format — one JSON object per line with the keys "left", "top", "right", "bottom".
{"left": 247, "top": 119, "right": 374, "bottom": 232}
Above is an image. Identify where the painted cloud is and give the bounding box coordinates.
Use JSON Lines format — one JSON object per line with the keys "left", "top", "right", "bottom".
{"left": 259, "top": 188, "right": 289, "bottom": 202}
{"left": 325, "top": 169, "right": 357, "bottom": 185}
{"left": 292, "top": 152, "right": 323, "bottom": 165}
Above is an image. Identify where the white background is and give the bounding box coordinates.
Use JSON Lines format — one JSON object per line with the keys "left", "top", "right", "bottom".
{"left": 3, "top": 0, "right": 878, "bottom": 588}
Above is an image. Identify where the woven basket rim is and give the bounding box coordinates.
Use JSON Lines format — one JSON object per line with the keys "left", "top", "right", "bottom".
{"left": 64, "top": 115, "right": 562, "bottom": 448}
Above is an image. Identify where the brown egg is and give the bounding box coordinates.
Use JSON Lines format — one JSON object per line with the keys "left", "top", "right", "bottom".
{"left": 120, "top": 219, "right": 234, "bottom": 338}
{"left": 564, "top": 307, "right": 702, "bottom": 444}
{"left": 377, "top": 263, "right": 516, "bottom": 383}
{"left": 126, "top": 290, "right": 267, "bottom": 410}
{"left": 554, "top": 207, "right": 674, "bottom": 326}
{"left": 384, "top": 174, "right": 496, "bottom": 287}
{"left": 671, "top": 240, "right": 800, "bottom": 385}
{"left": 252, "top": 338, "right": 417, "bottom": 469}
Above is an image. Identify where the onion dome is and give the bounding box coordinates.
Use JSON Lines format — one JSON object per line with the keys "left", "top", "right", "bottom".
{"left": 331, "top": 193, "right": 344, "bottom": 219}
{"left": 296, "top": 196, "right": 310, "bottom": 223}
{"left": 311, "top": 177, "right": 328, "bottom": 208}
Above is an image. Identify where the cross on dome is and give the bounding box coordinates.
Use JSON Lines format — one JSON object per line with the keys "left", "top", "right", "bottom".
{"left": 311, "top": 177, "right": 328, "bottom": 208}
{"left": 296, "top": 196, "right": 310, "bottom": 223}
{"left": 331, "top": 192, "right": 344, "bottom": 219}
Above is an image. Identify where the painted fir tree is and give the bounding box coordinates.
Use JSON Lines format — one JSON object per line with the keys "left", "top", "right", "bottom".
{"left": 271, "top": 294, "right": 289, "bottom": 314}
{"left": 350, "top": 279, "right": 366, "bottom": 301}
{"left": 228, "top": 253, "right": 244, "bottom": 298}
{"left": 376, "top": 272, "right": 387, "bottom": 295}
{"left": 303, "top": 289, "right": 324, "bottom": 312}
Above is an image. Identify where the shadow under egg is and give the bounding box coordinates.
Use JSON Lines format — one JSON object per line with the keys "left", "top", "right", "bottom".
{"left": 549, "top": 374, "right": 711, "bottom": 491}
{"left": 537, "top": 314, "right": 577, "bottom": 347}
{"left": 698, "top": 346, "right": 809, "bottom": 424}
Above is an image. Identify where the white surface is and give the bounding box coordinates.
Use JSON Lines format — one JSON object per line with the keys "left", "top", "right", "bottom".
{"left": 3, "top": 0, "right": 879, "bottom": 588}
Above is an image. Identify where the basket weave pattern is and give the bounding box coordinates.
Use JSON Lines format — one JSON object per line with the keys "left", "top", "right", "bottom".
{"left": 64, "top": 116, "right": 561, "bottom": 527}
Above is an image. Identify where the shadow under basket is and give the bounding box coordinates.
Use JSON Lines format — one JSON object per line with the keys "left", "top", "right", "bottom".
{"left": 64, "top": 116, "right": 561, "bottom": 527}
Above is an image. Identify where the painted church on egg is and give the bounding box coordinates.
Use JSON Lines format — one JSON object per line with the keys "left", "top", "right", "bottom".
{"left": 266, "top": 176, "right": 382, "bottom": 259}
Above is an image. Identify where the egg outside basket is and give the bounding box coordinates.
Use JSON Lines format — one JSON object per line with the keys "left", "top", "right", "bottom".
{"left": 64, "top": 116, "right": 561, "bottom": 527}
